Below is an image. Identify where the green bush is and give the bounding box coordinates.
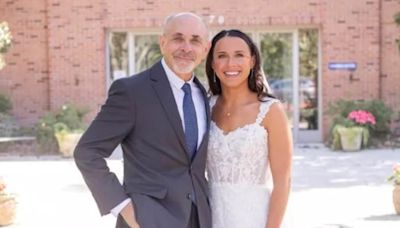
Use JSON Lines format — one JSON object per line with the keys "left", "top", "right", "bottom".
{"left": 0, "top": 93, "right": 20, "bottom": 137}
{"left": 36, "top": 104, "right": 89, "bottom": 151}
{"left": 0, "top": 93, "right": 12, "bottom": 114}
{"left": 0, "top": 113, "right": 19, "bottom": 137}
{"left": 0, "top": 21, "right": 13, "bottom": 70}
{"left": 328, "top": 99, "right": 392, "bottom": 134}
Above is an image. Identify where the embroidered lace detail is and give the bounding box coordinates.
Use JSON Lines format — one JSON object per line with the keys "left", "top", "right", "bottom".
{"left": 207, "top": 95, "right": 277, "bottom": 186}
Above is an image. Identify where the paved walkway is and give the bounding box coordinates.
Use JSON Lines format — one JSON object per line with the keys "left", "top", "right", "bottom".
{"left": 290, "top": 145, "right": 400, "bottom": 228}
{"left": 0, "top": 145, "right": 399, "bottom": 228}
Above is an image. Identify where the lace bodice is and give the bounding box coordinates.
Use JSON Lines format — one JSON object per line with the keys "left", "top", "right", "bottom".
{"left": 206, "top": 95, "right": 291, "bottom": 228}
{"left": 206, "top": 96, "right": 278, "bottom": 187}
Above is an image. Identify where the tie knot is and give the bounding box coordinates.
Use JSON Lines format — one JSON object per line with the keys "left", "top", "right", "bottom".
{"left": 181, "top": 83, "right": 191, "bottom": 94}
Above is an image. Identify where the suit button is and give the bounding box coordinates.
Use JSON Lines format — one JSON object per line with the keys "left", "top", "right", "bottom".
{"left": 187, "top": 193, "right": 192, "bottom": 200}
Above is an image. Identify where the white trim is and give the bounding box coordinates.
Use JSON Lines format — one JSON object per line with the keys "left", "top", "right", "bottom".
{"left": 318, "top": 27, "right": 323, "bottom": 139}
{"left": 128, "top": 32, "right": 135, "bottom": 76}
{"left": 292, "top": 29, "right": 300, "bottom": 143}
{"left": 105, "top": 30, "right": 112, "bottom": 89}
{"left": 108, "top": 28, "right": 162, "bottom": 34}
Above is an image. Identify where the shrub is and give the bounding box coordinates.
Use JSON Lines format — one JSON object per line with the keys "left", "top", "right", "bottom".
{"left": 0, "top": 93, "right": 12, "bottom": 114}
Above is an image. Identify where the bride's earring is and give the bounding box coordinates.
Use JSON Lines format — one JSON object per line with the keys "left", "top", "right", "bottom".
{"left": 213, "top": 71, "right": 217, "bottom": 83}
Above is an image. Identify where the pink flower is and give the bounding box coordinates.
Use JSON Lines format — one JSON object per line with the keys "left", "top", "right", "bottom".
{"left": 347, "top": 110, "right": 376, "bottom": 126}
{"left": 394, "top": 163, "right": 400, "bottom": 172}
{"left": 388, "top": 163, "right": 400, "bottom": 185}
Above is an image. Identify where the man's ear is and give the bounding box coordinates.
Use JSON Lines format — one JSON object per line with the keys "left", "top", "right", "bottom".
{"left": 206, "top": 41, "right": 211, "bottom": 53}
{"left": 159, "top": 35, "right": 165, "bottom": 54}
{"left": 202, "top": 41, "right": 211, "bottom": 60}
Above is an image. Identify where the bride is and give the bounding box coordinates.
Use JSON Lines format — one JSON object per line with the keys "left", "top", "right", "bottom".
{"left": 205, "top": 29, "right": 293, "bottom": 228}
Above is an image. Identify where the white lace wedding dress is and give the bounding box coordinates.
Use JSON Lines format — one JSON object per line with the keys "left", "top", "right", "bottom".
{"left": 207, "top": 96, "right": 290, "bottom": 228}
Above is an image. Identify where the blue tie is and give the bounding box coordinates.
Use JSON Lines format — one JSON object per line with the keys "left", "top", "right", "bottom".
{"left": 181, "top": 83, "right": 198, "bottom": 160}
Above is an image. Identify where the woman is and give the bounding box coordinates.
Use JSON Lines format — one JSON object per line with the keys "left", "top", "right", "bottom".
{"left": 206, "top": 29, "right": 292, "bottom": 228}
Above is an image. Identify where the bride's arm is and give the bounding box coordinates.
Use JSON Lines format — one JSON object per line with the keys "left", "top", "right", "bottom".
{"left": 263, "top": 102, "right": 293, "bottom": 228}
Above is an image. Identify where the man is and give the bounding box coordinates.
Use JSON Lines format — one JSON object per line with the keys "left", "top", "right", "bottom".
{"left": 74, "top": 12, "right": 211, "bottom": 228}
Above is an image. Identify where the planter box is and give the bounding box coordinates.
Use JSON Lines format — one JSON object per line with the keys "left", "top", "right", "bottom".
{"left": 337, "top": 126, "right": 363, "bottom": 151}
{"left": 394, "top": 185, "right": 400, "bottom": 215}
{"left": 0, "top": 196, "right": 16, "bottom": 226}
{"left": 55, "top": 132, "right": 83, "bottom": 157}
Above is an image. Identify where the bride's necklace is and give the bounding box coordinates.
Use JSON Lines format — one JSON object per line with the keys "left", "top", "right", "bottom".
{"left": 223, "top": 108, "right": 234, "bottom": 117}
{"left": 221, "top": 105, "right": 238, "bottom": 118}
{"left": 219, "top": 97, "right": 246, "bottom": 118}
{"left": 219, "top": 93, "right": 256, "bottom": 118}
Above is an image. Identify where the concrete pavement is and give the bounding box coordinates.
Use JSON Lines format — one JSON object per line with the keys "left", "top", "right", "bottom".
{"left": 290, "top": 145, "right": 400, "bottom": 228}
{"left": 0, "top": 145, "right": 399, "bottom": 228}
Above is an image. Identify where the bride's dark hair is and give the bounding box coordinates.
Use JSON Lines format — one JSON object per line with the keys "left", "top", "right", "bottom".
{"left": 205, "top": 29, "right": 274, "bottom": 100}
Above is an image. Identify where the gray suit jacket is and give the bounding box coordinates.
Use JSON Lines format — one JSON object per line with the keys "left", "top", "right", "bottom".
{"left": 74, "top": 61, "right": 211, "bottom": 228}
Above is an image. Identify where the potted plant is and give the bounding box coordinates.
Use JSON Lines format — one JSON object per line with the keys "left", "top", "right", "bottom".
{"left": 53, "top": 122, "right": 85, "bottom": 157}
{"left": 0, "top": 177, "right": 16, "bottom": 226}
{"left": 330, "top": 110, "right": 375, "bottom": 151}
{"left": 387, "top": 163, "right": 400, "bottom": 214}
{"left": 36, "top": 104, "right": 88, "bottom": 157}
{"left": 328, "top": 99, "right": 393, "bottom": 150}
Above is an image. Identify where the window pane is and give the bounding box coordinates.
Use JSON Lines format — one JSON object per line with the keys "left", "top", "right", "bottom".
{"left": 135, "top": 35, "right": 162, "bottom": 73}
{"left": 194, "top": 61, "right": 207, "bottom": 84}
{"left": 299, "top": 29, "right": 318, "bottom": 130}
{"left": 108, "top": 32, "right": 128, "bottom": 81}
{"left": 261, "top": 33, "right": 293, "bottom": 125}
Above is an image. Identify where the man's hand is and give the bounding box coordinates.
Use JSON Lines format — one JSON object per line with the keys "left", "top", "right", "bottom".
{"left": 120, "top": 201, "right": 140, "bottom": 228}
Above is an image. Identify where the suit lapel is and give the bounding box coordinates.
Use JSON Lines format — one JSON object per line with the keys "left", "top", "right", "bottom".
{"left": 149, "top": 61, "right": 189, "bottom": 159}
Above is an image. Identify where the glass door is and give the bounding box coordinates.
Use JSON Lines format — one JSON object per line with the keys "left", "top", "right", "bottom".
{"left": 259, "top": 29, "right": 320, "bottom": 143}
{"left": 298, "top": 29, "right": 320, "bottom": 142}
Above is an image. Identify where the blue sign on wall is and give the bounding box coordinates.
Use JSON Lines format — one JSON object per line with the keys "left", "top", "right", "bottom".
{"left": 328, "top": 62, "right": 357, "bottom": 71}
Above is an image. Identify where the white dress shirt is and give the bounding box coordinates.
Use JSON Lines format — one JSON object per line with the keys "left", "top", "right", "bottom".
{"left": 110, "top": 59, "right": 207, "bottom": 216}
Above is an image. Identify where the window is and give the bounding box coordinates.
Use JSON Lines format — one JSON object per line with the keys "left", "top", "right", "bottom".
{"left": 108, "top": 32, "right": 128, "bottom": 81}
{"left": 107, "top": 32, "right": 207, "bottom": 86}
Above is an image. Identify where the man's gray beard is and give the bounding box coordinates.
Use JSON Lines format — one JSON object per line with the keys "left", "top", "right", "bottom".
{"left": 172, "top": 62, "right": 196, "bottom": 75}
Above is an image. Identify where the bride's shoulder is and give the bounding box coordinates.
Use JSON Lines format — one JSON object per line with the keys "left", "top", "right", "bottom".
{"left": 257, "top": 97, "right": 284, "bottom": 121}
{"left": 259, "top": 97, "right": 281, "bottom": 110}
{"left": 260, "top": 98, "right": 288, "bottom": 127}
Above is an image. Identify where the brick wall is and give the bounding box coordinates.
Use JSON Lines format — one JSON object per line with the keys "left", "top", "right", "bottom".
{"left": 0, "top": 0, "right": 49, "bottom": 125}
{"left": 1, "top": 0, "right": 399, "bottom": 140}
{"left": 382, "top": 0, "right": 400, "bottom": 120}
{"left": 46, "top": 0, "right": 107, "bottom": 120}
{"left": 320, "top": 0, "right": 382, "bottom": 136}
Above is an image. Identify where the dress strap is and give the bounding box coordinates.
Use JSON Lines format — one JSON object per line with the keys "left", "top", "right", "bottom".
{"left": 256, "top": 98, "right": 279, "bottom": 124}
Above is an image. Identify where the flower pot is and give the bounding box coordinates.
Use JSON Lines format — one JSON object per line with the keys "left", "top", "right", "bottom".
{"left": 394, "top": 185, "right": 400, "bottom": 215}
{"left": 55, "top": 132, "right": 83, "bottom": 157}
{"left": 337, "top": 126, "right": 363, "bottom": 151}
{"left": 0, "top": 195, "right": 16, "bottom": 226}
